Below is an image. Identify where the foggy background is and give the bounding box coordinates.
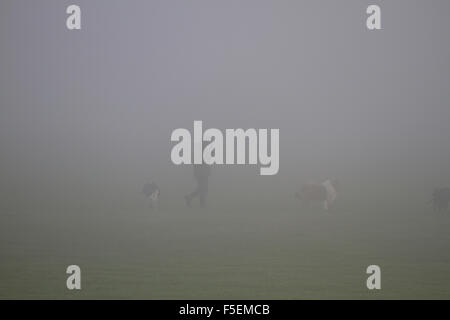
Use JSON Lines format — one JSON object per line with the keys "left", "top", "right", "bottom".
{"left": 1, "top": 0, "right": 450, "bottom": 299}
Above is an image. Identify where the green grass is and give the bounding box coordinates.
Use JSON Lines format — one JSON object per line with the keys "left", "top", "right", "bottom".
{"left": 1, "top": 203, "right": 450, "bottom": 299}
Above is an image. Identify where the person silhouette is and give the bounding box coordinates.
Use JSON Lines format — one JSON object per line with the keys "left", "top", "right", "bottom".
{"left": 185, "top": 163, "right": 211, "bottom": 208}
{"left": 184, "top": 141, "right": 212, "bottom": 208}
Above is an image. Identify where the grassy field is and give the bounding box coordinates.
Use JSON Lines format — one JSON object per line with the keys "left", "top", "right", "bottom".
{"left": 1, "top": 199, "right": 450, "bottom": 299}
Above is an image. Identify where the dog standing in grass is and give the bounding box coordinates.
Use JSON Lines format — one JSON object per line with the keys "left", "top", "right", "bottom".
{"left": 142, "top": 181, "right": 160, "bottom": 210}
{"left": 429, "top": 187, "right": 450, "bottom": 211}
{"left": 295, "top": 179, "right": 339, "bottom": 211}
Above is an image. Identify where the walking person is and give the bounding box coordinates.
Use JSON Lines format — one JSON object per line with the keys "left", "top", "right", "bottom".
{"left": 185, "top": 163, "right": 211, "bottom": 208}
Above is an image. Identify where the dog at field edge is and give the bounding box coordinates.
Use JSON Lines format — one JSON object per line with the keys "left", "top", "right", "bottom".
{"left": 295, "top": 179, "right": 339, "bottom": 211}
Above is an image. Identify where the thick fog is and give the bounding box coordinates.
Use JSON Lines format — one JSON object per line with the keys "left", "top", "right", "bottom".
{"left": 1, "top": 1, "right": 450, "bottom": 299}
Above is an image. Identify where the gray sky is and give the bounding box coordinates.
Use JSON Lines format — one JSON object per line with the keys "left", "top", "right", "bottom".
{"left": 1, "top": 0, "right": 450, "bottom": 209}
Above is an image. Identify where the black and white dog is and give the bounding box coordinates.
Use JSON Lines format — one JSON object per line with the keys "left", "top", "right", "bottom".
{"left": 295, "top": 179, "right": 339, "bottom": 211}
{"left": 429, "top": 187, "right": 450, "bottom": 211}
{"left": 142, "top": 181, "right": 160, "bottom": 209}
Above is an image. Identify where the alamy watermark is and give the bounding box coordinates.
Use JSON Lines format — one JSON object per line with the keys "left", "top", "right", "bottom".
{"left": 170, "top": 121, "right": 279, "bottom": 176}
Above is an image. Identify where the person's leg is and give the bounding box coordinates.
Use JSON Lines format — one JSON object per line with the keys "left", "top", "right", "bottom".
{"left": 185, "top": 179, "right": 200, "bottom": 207}
{"left": 188, "top": 188, "right": 200, "bottom": 199}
